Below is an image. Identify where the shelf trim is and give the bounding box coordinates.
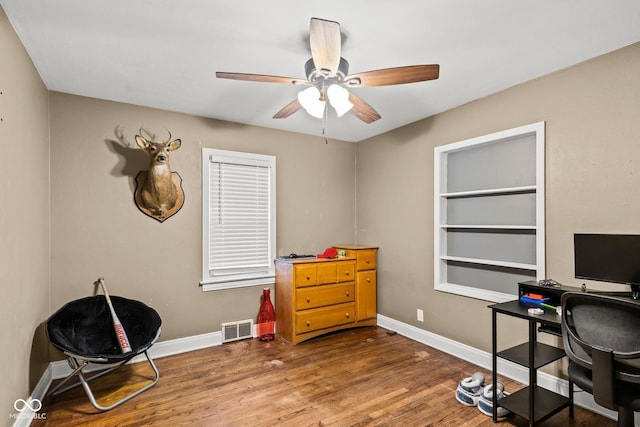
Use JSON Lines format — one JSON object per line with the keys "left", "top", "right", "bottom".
{"left": 440, "top": 185, "right": 536, "bottom": 198}
{"left": 440, "top": 255, "right": 537, "bottom": 270}
{"left": 435, "top": 281, "right": 517, "bottom": 303}
{"left": 440, "top": 224, "right": 537, "bottom": 230}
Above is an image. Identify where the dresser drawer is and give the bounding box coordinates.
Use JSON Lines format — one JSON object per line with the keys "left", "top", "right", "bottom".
{"left": 357, "top": 270, "right": 376, "bottom": 286}
{"left": 294, "top": 264, "right": 317, "bottom": 287}
{"left": 337, "top": 261, "right": 356, "bottom": 282}
{"left": 317, "top": 263, "right": 337, "bottom": 284}
{"left": 296, "top": 283, "right": 355, "bottom": 310}
{"left": 296, "top": 303, "right": 355, "bottom": 333}
{"left": 355, "top": 250, "right": 377, "bottom": 271}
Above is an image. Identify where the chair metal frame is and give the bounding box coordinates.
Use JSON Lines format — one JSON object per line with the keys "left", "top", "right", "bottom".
{"left": 47, "top": 344, "right": 160, "bottom": 411}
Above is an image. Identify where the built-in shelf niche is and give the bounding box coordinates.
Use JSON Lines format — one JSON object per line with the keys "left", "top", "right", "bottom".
{"left": 434, "top": 122, "right": 545, "bottom": 302}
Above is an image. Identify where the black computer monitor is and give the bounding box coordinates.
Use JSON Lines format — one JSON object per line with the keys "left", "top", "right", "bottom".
{"left": 574, "top": 233, "right": 640, "bottom": 299}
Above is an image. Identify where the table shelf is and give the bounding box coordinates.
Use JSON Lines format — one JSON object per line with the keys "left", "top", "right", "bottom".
{"left": 497, "top": 342, "right": 567, "bottom": 370}
{"left": 490, "top": 300, "right": 573, "bottom": 426}
{"left": 500, "top": 386, "right": 570, "bottom": 424}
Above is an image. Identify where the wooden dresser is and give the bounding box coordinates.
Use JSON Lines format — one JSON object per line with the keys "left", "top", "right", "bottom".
{"left": 334, "top": 245, "right": 378, "bottom": 322}
{"left": 275, "top": 246, "right": 377, "bottom": 344}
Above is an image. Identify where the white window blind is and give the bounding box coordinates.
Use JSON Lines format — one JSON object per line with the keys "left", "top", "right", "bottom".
{"left": 202, "top": 149, "right": 276, "bottom": 291}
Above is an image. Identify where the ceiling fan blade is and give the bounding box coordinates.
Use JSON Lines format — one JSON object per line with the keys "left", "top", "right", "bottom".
{"left": 273, "top": 99, "right": 302, "bottom": 119}
{"left": 348, "top": 92, "right": 381, "bottom": 124}
{"left": 216, "top": 72, "right": 306, "bottom": 85}
{"left": 345, "top": 64, "right": 440, "bottom": 87}
{"left": 309, "top": 18, "right": 341, "bottom": 77}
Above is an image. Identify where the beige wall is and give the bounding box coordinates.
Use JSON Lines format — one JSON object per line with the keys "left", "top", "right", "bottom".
{"left": 49, "top": 93, "right": 356, "bottom": 343}
{"left": 0, "top": 6, "right": 51, "bottom": 425}
{"left": 4, "top": 1, "right": 640, "bottom": 415}
{"left": 356, "top": 42, "right": 640, "bottom": 355}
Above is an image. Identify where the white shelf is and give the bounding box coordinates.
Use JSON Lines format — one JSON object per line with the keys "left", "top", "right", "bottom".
{"left": 434, "top": 121, "right": 546, "bottom": 303}
{"left": 440, "top": 185, "right": 536, "bottom": 198}
{"left": 440, "top": 224, "right": 537, "bottom": 230}
{"left": 437, "top": 282, "right": 517, "bottom": 303}
{"left": 440, "top": 255, "right": 537, "bottom": 271}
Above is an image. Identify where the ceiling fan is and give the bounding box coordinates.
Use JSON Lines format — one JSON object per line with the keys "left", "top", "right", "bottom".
{"left": 216, "top": 18, "right": 440, "bottom": 124}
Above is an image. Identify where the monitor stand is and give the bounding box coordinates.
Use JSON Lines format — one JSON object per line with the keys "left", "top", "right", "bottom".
{"left": 631, "top": 284, "right": 640, "bottom": 300}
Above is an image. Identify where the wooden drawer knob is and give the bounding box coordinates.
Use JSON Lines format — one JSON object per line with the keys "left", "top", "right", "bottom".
{"left": 345, "top": 312, "right": 350, "bottom": 318}
{"left": 306, "top": 297, "right": 311, "bottom": 303}
{"left": 345, "top": 291, "right": 350, "bottom": 297}
{"left": 366, "top": 278, "right": 371, "bottom": 283}
{"left": 366, "top": 260, "right": 370, "bottom": 264}
{"left": 306, "top": 321, "right": 310, "bottom": 327}
{"left": 345, "top": 271, "right": 350, "bottom": 276}
{"left": 306, "top": 276, "right": 311, "bottom": 281}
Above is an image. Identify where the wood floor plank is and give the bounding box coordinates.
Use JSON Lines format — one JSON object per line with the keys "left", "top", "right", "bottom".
{"left": 33, "top": 327, "right": 615, "bottom": 426}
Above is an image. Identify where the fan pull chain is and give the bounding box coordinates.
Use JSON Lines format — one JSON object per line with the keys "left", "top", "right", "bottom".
{"left": 323, "top": 102, "right": 328, "bottom": 144}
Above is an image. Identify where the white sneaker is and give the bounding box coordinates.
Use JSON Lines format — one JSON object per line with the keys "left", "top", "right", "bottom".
{"left": 455, "top": 372, "right": 485, "bottom": 406}
{"left": 477, "top": 382, "right": 511, "bottom": 418}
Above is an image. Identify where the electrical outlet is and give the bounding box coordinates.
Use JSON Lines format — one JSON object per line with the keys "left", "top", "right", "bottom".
{"left": 417, "top": 309, "right": 424, "bottom": 322}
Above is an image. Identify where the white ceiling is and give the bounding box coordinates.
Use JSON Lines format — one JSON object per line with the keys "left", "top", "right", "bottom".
{"left": 3, "top": 1, "right": 640, "bottom": 142}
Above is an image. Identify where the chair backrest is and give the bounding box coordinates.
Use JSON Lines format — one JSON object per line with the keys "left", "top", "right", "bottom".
{"left": 561, "top": 292, "right": 640, "bottom": 409}
{"left": 47, "top": 295, "right": 162, "bottom": 362}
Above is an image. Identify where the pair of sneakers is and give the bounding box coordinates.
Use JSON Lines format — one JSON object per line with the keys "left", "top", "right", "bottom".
{"left": 455, "top": 372, "right": 511, "bottom": 418}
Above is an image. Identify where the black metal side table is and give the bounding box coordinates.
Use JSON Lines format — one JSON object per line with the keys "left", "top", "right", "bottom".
{"left": 489, "top": 300, "right": 573, "bottom": 426}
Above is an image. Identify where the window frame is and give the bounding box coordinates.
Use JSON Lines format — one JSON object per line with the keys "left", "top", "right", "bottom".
{"left": 201, "top": 148, "right": 276, "bottom": 291}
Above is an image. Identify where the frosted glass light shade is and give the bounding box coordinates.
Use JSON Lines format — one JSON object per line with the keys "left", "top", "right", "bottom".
{"left": 298, "top": 86, "right": 325, "bottom": 118}
{"left": 327, "top": 84, "right": 353, "bottom": 117}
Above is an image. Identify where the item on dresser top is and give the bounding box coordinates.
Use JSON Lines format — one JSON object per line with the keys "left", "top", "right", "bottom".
{"left": 279, "top": 253, "right": 316, "bottom": 260}
{"left": 317, "top": 247, "right": 338, "bottom": 259}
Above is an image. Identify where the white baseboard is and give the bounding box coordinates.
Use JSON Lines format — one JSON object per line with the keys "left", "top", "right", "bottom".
{"left": 20, "top": 318, "right": 627, "bottom": 426}
{"left": 49, "top": 330, "right": 222, "bottom": 380}
{"left": 376, "top": 314, "right": 622, "bottom": 424}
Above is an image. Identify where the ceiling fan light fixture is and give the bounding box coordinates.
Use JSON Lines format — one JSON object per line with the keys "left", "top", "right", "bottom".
{"left": 297, "top": 86, "right": 325, "bottom": 118}
{"left": 327, "top": 84, "right": 353, "bottom": 117}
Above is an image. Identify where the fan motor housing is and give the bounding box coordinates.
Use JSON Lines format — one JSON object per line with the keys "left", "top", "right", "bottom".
{"left": 305, "top": 57, "right": 349, "bottom": 85}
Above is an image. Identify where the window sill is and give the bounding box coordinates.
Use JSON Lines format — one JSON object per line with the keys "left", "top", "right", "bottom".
{"left": 200, "top": 276, "right": 275, "bottom": 292}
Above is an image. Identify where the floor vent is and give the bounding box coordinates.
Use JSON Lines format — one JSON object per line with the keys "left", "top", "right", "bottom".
{"left": 221, "top": 319, "right": 254, "bottom": 343}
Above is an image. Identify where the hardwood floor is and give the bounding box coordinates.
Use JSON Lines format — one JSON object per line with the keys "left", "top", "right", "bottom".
{"left": 33, "top": 327, "right": 613, "bottom": 426}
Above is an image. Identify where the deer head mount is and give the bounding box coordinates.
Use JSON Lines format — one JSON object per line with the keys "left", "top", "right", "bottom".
{"left": 134, "top": 129, "right": 184, "bottom": 222}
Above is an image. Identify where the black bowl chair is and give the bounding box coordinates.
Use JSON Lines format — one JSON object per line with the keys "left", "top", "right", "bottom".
{"left": 561, "top": 292, "right": 640, "bottom": 427}
{"left": 46, "top": 295, "right": 162, "bottom": 411}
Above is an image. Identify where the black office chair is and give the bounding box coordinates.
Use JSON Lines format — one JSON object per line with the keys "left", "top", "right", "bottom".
{"left": 561, "top": 292, "right": 640, "bottom": 427}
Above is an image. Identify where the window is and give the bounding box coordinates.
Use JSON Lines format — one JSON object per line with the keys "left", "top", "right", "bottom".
{"left": 201, "top": 149, "right": 276, "bottom": 291}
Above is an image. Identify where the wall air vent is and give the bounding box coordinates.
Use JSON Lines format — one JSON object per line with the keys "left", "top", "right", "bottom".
{"left": 221, "top": 319, "right": 254, "bottom": 343}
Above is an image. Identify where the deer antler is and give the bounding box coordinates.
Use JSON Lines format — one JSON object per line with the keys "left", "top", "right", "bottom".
{"left": 164, "top": 129, "right": 172, "bottom": 143}
{"left": 138, "top": 127, "right": 156, "bottom": 142}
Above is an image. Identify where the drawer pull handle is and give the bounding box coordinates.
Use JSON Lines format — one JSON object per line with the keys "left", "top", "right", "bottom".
{"left": 345, "top": 271, "right": 350, "bottom": 276}
{"left": 366, "top": 278, "right": 371, "bottom": 283}
{"left": 306, "top": 297, "right": 310, "bottom": 303}
{"left": 345, "top": 291, "right": 350, "bottom": 297}
{"left": 306, "top": 276, "right": 311, "bottom": 281}
{"left": 366, "top": 260, "right": 370, "bottom": 264}
{"left": 345, "top": 313, "right": 350, "bottom": 318}
{"left": 306, "top": 321, "right": 310, "bottom": 327}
